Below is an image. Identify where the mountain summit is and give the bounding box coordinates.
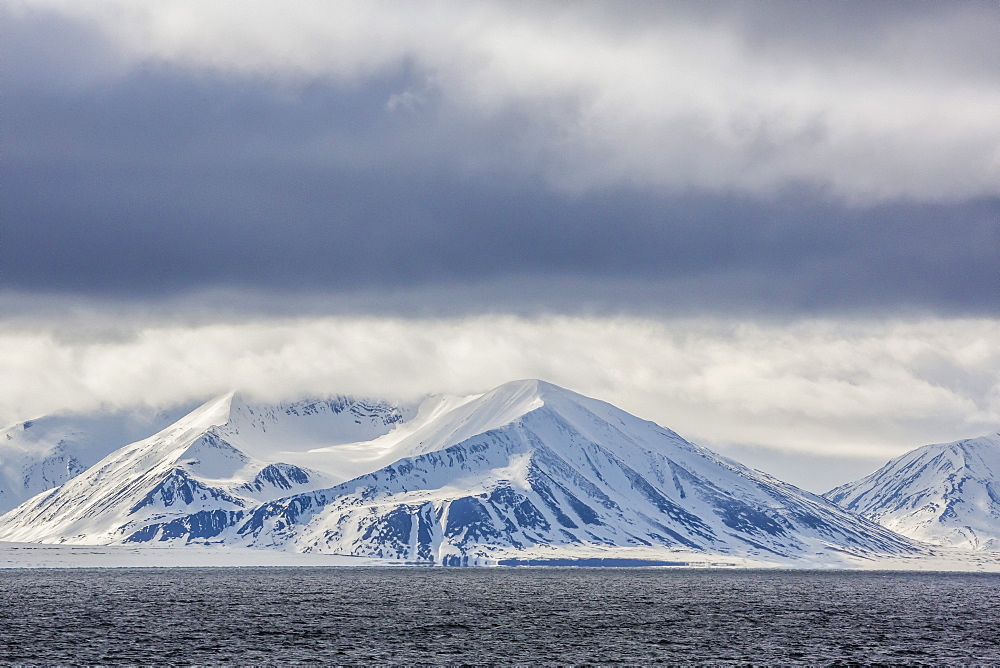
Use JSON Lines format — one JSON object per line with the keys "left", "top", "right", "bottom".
{"left": 0, "top": 380, "right": 918, "bottom": 564}
{"left": 826, "top": 432, "right": 1000, "bottom": 550}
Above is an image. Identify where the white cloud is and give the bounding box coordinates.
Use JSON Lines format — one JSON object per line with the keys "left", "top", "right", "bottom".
{"left": 2, "top": 314, "right": 997, "bottom": 468}
{"left": 10, "top": 0, "right": 1000, "bottom": 201}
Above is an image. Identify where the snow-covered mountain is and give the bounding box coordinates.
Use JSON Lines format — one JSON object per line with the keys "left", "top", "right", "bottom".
{"left": 0, "top": 393, "right": 408, "bottom": 545}
{"left": 0, "top": 381, "right": 920, "bottom": 564}
{"left": 0, "top": 405, "right": 194, "bottom": 514}
{"left": 826, "top": 432, "right": 1000, "bottom": 550}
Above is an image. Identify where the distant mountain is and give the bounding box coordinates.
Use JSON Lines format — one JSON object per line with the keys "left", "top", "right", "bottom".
{"left": 0, "top": 381, "right": 919, "bottom": 564}
{"left": 826, "top": 432, "right": 1000, "bottom": 550}
{"left": 0, "top": 406, "right": 194, "bottom": 514}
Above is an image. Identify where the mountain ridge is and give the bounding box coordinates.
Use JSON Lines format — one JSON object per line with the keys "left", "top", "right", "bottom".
{"left": 0, "top": 403, "right": 201, "bottom": 514}
{"left": 0, "top": 380, "right": 923, "bottom": 565}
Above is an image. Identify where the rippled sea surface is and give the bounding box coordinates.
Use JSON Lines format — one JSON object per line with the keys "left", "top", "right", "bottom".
{"left": 2, "top": 567, "right": 999, "bottom": 665}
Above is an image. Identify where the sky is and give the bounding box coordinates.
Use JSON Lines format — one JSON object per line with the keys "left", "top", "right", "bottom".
{"left": 2, "top": 0, "right": 999, "bottom": 492}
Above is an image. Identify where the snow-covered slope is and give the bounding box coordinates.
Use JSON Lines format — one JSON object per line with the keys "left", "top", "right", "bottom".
{"left": 826, "top": 432, "right": 1000, "bottom": 550}
{"left": 0, "top": 380, "right": 920, "bottom": 564}
{"left": 0, "top": 405, "right": 193, "bottom": 513}
{"left": 0, "top": 392, "right": 407, "bottom": 544}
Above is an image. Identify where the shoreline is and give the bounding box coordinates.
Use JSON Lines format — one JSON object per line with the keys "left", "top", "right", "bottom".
{"left": 3, "top": 541, "right": 1000, "bottom": 572}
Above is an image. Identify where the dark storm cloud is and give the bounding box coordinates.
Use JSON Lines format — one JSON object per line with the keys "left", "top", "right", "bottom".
{"left": 3, "top": 2, "right": 998, "bottom": 317}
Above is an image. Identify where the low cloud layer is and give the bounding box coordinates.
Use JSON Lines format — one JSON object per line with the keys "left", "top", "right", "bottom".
{"left": 3, "top": 314, "right": 997, "bottom": 485}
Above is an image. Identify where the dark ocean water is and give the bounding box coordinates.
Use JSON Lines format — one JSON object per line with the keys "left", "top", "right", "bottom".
{"left": 1, "top": 567, "right": 998, "bottom": 665}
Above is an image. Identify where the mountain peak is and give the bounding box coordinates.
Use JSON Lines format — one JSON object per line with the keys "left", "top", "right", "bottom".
{"left": 491, "top": 378, "right": 564, "bottom": 393}
{"left": 826, "top": 430, "right": 1000, "bottom": 550}
{"left": 475, "top": 379, "right": 563, "bottom": 409}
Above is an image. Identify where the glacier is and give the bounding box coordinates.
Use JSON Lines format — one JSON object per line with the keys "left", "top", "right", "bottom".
{"left": 826, "top": 432, "right": 1000, "bottom": 550}
{"left": 0, "top": 380, "right": 924, "bottom": 565}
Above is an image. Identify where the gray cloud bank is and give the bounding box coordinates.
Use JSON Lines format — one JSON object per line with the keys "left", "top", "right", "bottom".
{"left": 4, "top": 1, "right": 999, "bottom": 316}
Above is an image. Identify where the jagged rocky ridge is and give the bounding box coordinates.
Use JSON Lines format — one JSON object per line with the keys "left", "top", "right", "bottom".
{"left": 826, "top": 432, "right": 1000, "bottom": 550}
{"left": 0, "top": 381, "right": 921, "bottom": 564}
